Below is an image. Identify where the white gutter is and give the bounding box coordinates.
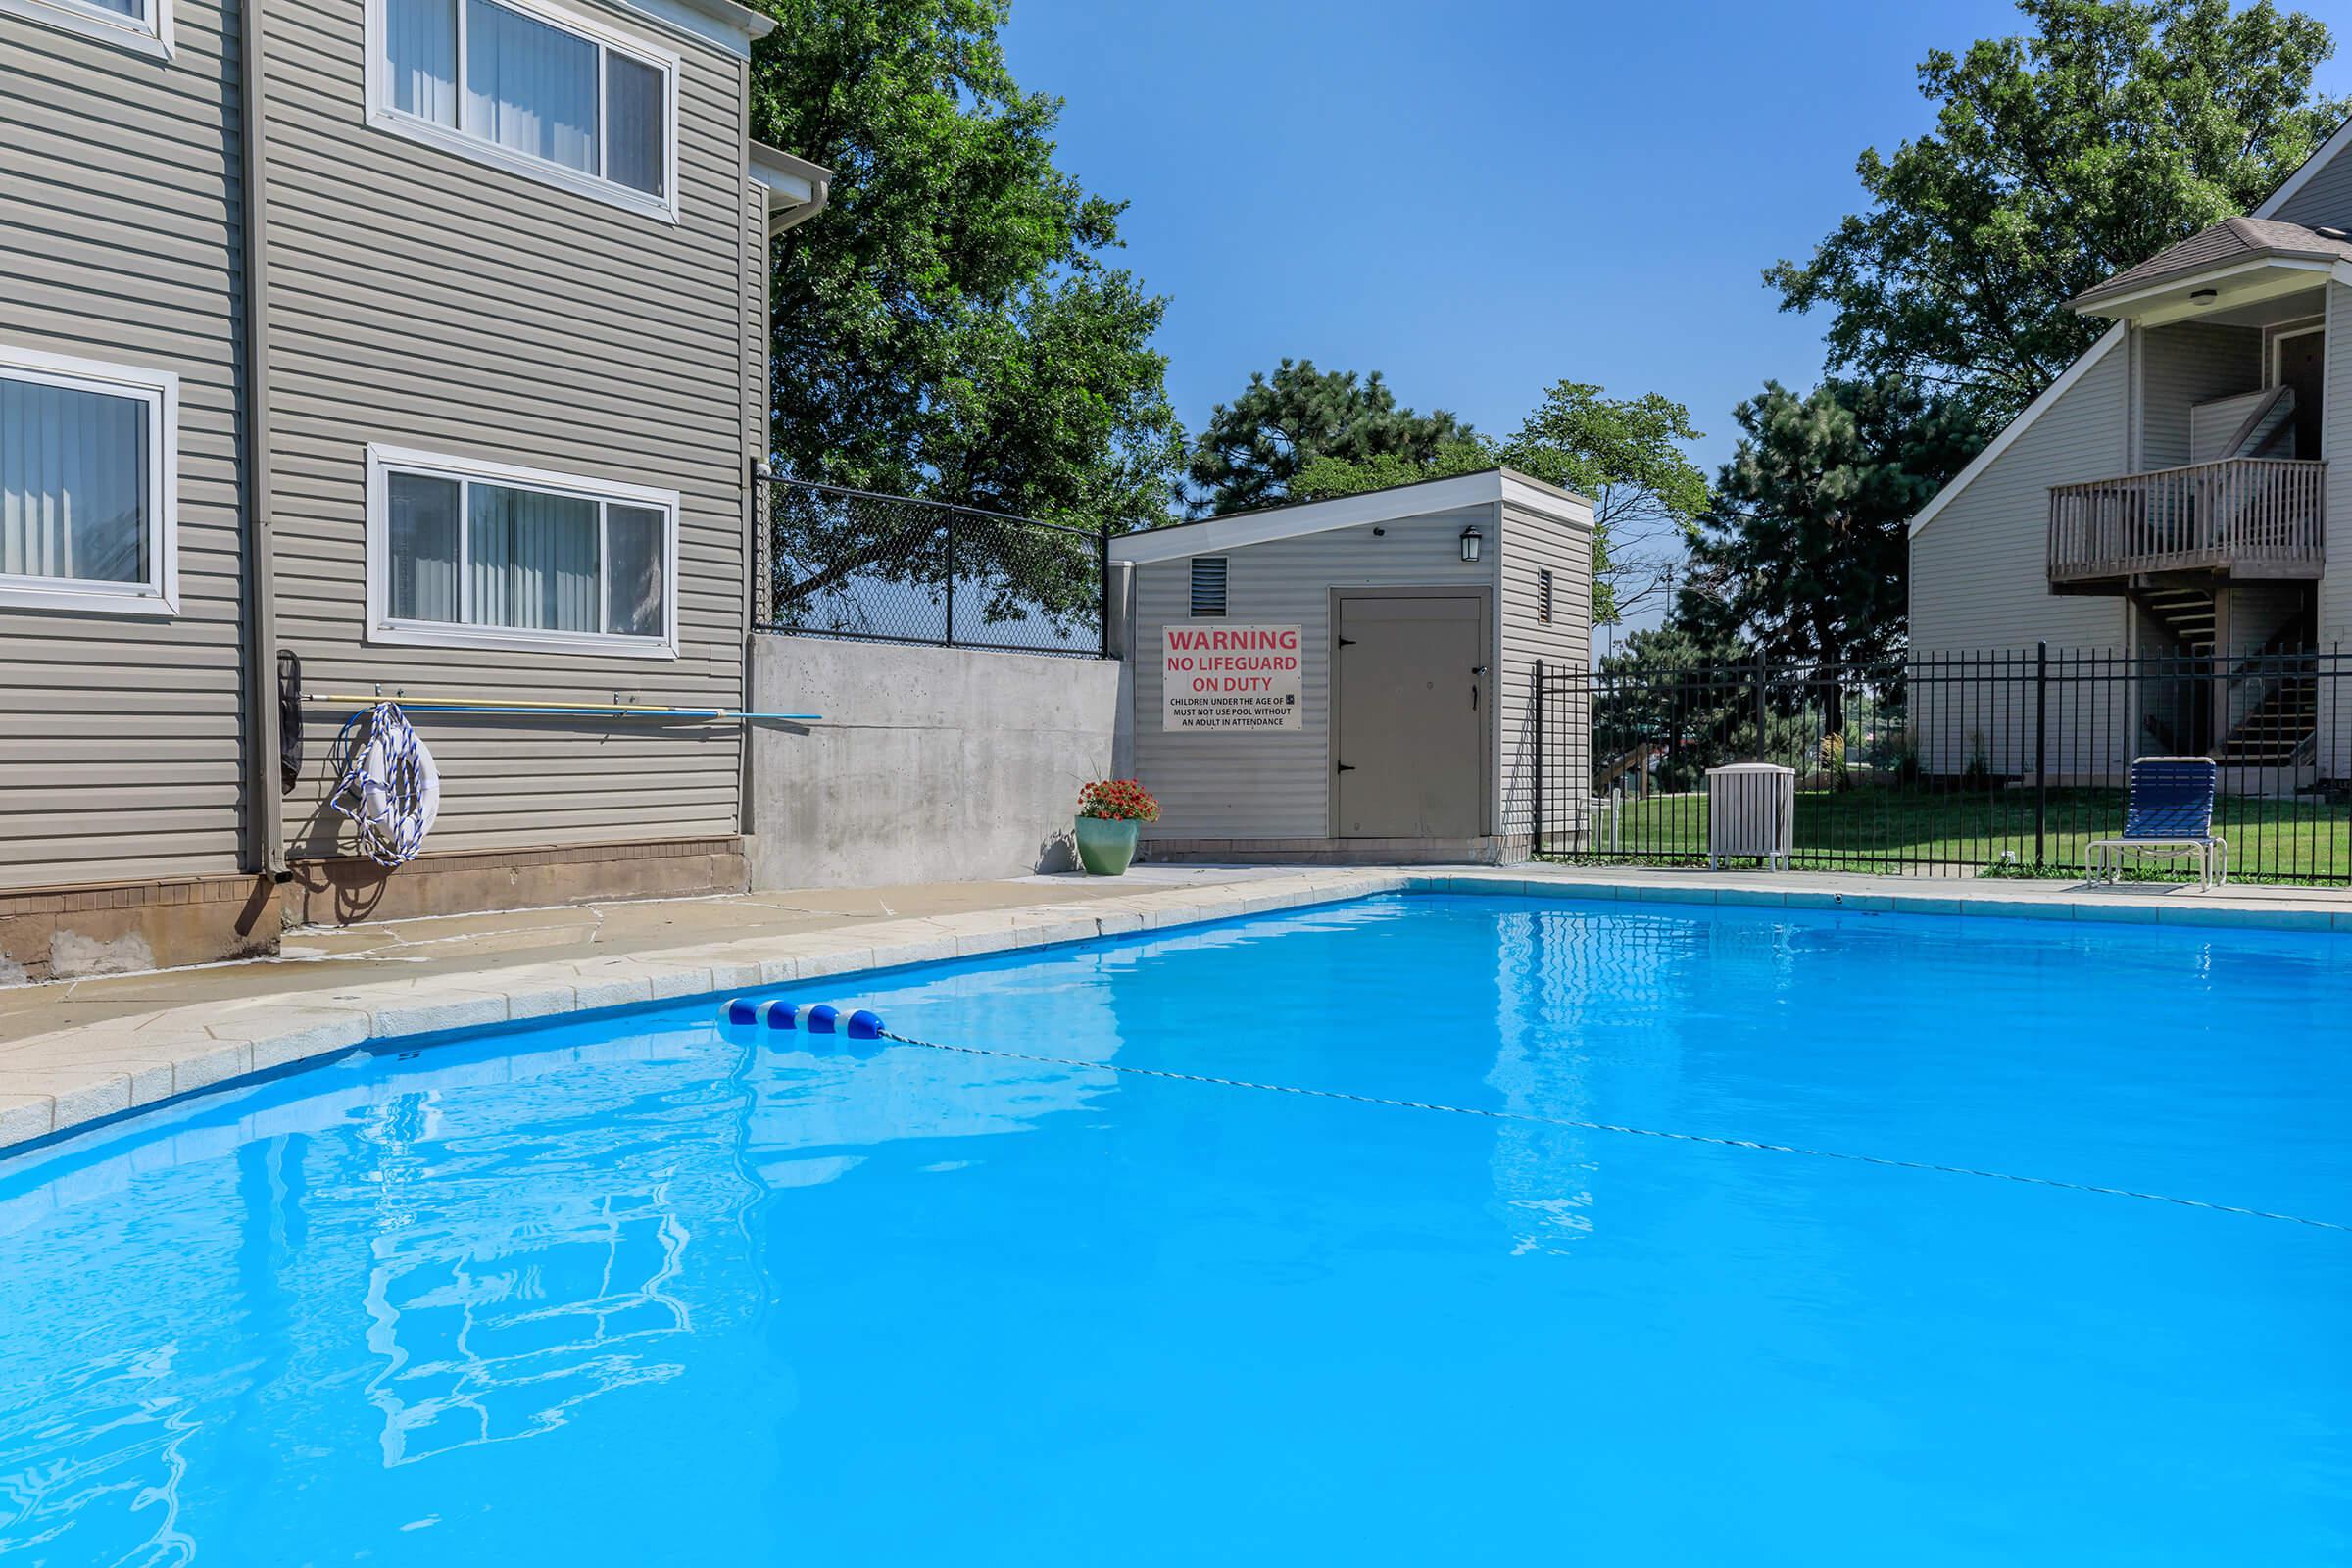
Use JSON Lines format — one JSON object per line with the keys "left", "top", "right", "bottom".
{"left": 750, "top": 142, "right": 832, "bottom": 237}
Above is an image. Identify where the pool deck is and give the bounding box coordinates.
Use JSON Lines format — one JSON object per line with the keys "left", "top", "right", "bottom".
{"left": 2, "top": 862, "right": 2347, "bottom": 1152}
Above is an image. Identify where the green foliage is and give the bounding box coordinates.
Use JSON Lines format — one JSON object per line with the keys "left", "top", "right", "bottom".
{"left": 1288, "top": 439, "right": 1496, "bottom": 504}
{"left": 1501, "top": 383, "right": 1709, "bottom": 626}
{"left": 1287, "top": 381, "right": 1709, "bottom": 627}
{"left": 1768, "top": 0, "right": 2347, "bottom": 420}
{"left": 1183, "top": 360, "right": 1473, "bottom": 516}
{"left": 748, "top": 0, "right": 1184, "bottom": 564}
{"left": 1677, "top": 377, "right": 1990, "bottom": 691}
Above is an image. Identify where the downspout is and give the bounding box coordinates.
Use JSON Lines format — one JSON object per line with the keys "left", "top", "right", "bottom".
{"left": 236, "top": 0, "right": 285, "bottom": 879}
{"left": 767, "top": 176, "right": 830, "bottom": 238}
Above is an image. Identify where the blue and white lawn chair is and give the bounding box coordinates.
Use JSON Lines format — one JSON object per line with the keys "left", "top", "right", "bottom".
{"left": 2086, "top": 757, "right": 2227, "bottom": 887}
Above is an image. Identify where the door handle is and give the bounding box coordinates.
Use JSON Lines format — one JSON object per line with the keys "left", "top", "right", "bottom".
{"left": 1336, "top": 762, "right": 1356, "bottom": 773}
{"left": 1471, "top": 685, "right": 1479, "bottom": 710}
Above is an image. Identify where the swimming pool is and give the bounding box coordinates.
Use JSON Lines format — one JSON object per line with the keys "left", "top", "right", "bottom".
{"left": 0, "top": 892, "right": 2345, "bottom": 1563}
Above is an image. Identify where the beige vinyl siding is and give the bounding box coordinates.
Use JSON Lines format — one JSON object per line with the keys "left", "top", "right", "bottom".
{"left": 1909, "top": 340, "right": 2129, "bottom": 658}
{"left": 1495, "top": 501, "right": 1592, "bottom": 839}
{"left": 2136, "top": 321, "right": 2260, "bottom": 469}
{"left": 2271, "top": 143, "right": 2352, "bottom": 230}
{"left": 0, "top": 0, "right": 250, "bottom": 890}
{"left": 1130, "top": 507, "right": 1494, "bottom": 842}
{"left": 260, "top": 0, "right": 752, "bottom": 858}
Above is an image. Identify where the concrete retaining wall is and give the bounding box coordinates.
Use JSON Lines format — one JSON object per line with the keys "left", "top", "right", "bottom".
{"left": 748, "top": 637, "right": 1121, "bottom": 888}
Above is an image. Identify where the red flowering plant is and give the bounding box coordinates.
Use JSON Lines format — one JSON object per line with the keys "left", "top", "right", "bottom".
{"left": 1077, "top": 779, "right": 1160, "bottom": 822}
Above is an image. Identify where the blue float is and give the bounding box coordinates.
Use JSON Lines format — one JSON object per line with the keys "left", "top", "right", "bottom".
{"left": 722, "top": 999, "right": 884, "bottom": 1042}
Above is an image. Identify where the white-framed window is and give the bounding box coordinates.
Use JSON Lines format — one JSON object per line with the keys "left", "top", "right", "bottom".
{"left": 364, "top": 0, "right": 680, "bottom": 222}
{"left": 0, "top": 344, "right": 178, "bottom": 617}
{"left": 0, "top": 0, "right": 172, "bottom": 60}
{"left": 365, "top": 445, "right": 678, "bottom": 659}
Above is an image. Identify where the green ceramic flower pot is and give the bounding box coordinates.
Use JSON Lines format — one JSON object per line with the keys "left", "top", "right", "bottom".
{"left": 1074, "top": 815, "right": 1140, "bottom": 876}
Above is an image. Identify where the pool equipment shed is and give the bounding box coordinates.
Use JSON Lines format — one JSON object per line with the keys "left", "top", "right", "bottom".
{"left": 1110, "top": 468, "right": 1592, "bottom": 863}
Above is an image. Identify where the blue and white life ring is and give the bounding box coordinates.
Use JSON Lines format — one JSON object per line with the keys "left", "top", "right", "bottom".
{"left": 328, "top": 702, "right": 440, "bottom": 867}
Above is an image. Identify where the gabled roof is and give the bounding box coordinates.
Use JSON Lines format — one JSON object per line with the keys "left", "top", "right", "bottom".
{"left": 1913, "top": 116, "right": 2352, "bottom": 541}
{"left": 1108, "top": 468, "right": 1592, "bottom": 566}
{"left": 2070, "top": 216, "right": 2352, "bottom": 313}
{"left": 2255, "top": 113, "right": 2352, "bottom": 220}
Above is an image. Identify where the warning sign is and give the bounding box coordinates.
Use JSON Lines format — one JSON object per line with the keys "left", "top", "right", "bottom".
{"left": 1161, "top": 623, "right": 1302, "bottom": 732}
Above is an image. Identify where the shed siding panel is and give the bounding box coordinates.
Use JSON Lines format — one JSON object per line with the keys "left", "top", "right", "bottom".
{"left": 2272, "top": 145, "right": 2352, "bottom": 230}
{"left": 1130, "top": 508, "right": 1493, "bottom": 842}
{"left": 0, "top": 0, "right": 250, "bottom": 889}
{"left": 1909, "top": 342, "right": 2130, "bottom": 657}
{"left": 1495, "top": 502, "right": 1592, "bottom": 840}
{"left": 260, "top": 3, "right": 753, "bottom": 858}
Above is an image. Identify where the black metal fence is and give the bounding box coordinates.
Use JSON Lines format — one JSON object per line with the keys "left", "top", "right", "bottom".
{"left": 1530, "top": 647, "right": 2352, "bottom": 884}
{"left": 757, "top": 477, "right": 1109, "bottom": 657}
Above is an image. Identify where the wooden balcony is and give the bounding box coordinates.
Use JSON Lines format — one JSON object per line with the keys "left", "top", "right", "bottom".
{"left": 2048, "top": 458, "right": 2326, "bottom": 587}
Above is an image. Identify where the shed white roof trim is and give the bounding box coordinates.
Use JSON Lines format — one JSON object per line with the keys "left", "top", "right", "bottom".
{"left": 1110, "top": 469, "right": 1592, "bottom": 565}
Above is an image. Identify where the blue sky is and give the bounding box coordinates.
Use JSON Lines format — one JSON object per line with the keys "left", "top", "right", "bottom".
{"left": 1003, "top": 0, "right": 2352, "bottom": 489}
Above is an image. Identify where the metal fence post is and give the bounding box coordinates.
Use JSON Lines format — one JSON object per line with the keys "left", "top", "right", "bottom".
{"left": 943, "top": 513, "right": 957, "bottom": 647}
{"left": 749, "top": 460, "right": 769, "bottom": 631}
{"left": 2034, "top": 639, "right": 2049, "bottom": 869}
{"left": 1754, "top": 659, "right": 1769, "bottom": 762}
{"left": 1532, "top": 660, "right": 1545, "bottom": 858}
{"left": 1098, "top": 527, "right": 1112, "bottom": 659}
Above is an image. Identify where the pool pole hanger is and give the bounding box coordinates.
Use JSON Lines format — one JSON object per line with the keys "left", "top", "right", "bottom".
{"left": 305, "top": 688, "right": 820, "bottom": 723}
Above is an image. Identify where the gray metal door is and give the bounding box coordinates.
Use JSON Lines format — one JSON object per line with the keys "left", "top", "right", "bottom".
{"left": 1334, "top": 592, "right": 1486, "bottom": 837}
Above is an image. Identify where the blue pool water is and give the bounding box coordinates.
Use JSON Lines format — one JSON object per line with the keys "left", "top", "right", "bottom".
{"left": 1, "top": 893, "right": 2347, "bottom": 1564}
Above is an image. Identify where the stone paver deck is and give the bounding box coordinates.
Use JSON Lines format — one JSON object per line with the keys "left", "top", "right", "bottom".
{"left": 1, "top": 862, "right": 2345, "bottom": 1152}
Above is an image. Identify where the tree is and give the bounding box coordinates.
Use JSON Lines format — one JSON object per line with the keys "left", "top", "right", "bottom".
{"left": 748, "top": 0, "right": 1184, "bottom": 621}
{"left": 1676, "top": 376, "right": 1988, "bottom": 725}
{"left": 1499, "top": 383, "right": 1708, "bottom": 627}
{"left": 1288, "top": 438, "right": 1495, "bottom": 504}
{"left": 1768, "top": 0, "right": 2347, "bottom": 421}
{"left": 1184, "top": 360, "right": 1473, "bottom": 516}
{"left": 1289, "top": 381, "right": 1710, "bottom": 627}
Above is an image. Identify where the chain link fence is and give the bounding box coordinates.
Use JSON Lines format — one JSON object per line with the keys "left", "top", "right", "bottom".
{"left": 757, "top": 477, "right": 1108, "bottom": 658}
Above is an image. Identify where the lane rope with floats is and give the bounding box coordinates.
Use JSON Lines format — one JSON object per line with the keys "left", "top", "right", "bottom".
{"left": 715, "top": 1001, "right": 2350, "bottom": 1233}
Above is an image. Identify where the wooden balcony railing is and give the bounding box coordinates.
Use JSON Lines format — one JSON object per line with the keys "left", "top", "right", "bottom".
{"left": 2048, "top": 458, "right": 2326, "bottom": 584}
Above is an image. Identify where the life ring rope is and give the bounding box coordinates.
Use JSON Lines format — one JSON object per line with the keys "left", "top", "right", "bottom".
{"left": 327, "top": 702, "right": 441, "bottom": 867}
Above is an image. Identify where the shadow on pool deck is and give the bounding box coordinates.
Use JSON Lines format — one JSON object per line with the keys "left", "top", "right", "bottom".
{"left": 0, "top": 864, "right": 1330, "bottom": 1042}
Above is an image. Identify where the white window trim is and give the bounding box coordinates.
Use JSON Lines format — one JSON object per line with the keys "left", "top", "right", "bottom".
{"left": 365, "top": 443, "right": 681, "bottom": 660}
{"left": 0, "top": 343, "right": 179, "bottom": 618}
{"left": 0, "top": 0, "right": 172, "bottom": 60}
{"left": 362, "top": 0, "right": 682, "bottom": 224}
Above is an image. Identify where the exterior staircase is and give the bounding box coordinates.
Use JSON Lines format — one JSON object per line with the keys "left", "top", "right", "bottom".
{"left": 2136, "top": 586, "right": 2216, "bottom": 659}
{"left": 2216, "top": 609, "right": 2320, "bottom": 772}
{"left": 2132, "top": 590, "right": 2319, "bottom": 780}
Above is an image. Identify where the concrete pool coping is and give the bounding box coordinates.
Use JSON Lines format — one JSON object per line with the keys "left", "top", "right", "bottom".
{"left": 2, "top": 863, "right": 2347, "bottom": 1152}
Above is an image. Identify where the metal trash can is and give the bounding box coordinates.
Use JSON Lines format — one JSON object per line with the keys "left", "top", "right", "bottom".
{"left": 1706, "top": 763, "right": 1794, "bottom": 870}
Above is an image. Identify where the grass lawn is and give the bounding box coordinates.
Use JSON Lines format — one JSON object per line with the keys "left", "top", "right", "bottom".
{"left": 1558, "top": 786, "right": 2352, "bottom": 884}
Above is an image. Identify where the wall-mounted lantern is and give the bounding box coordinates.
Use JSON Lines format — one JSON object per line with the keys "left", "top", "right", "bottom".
{"left": 1458, "top": 524, "right": 1483, "bottom": 564}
